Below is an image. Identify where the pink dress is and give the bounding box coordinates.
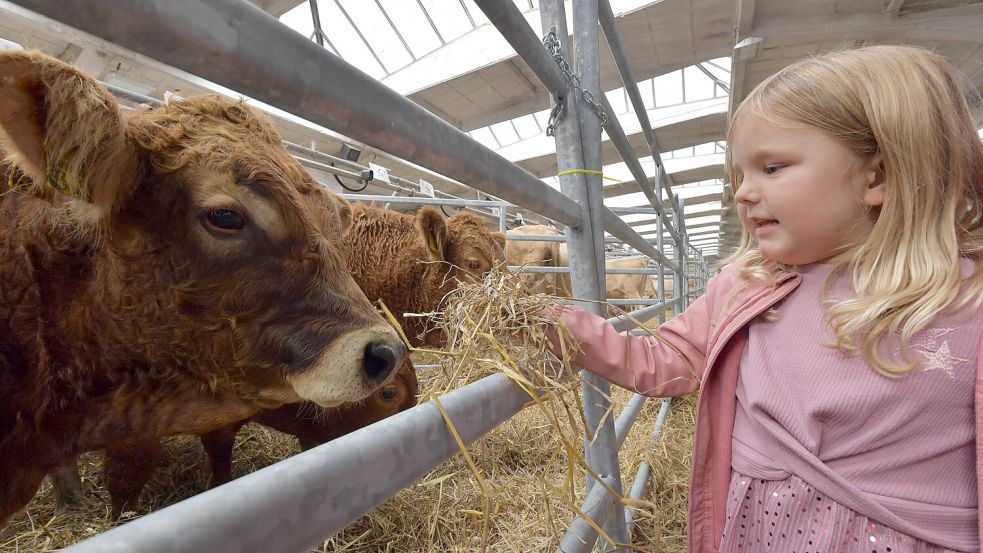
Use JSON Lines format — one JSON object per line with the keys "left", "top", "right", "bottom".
{"left": 720, "top": 471, "right": 964, "bottom": 552}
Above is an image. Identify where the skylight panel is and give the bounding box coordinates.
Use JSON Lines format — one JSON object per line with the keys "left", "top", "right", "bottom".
{"left": 469, "top": 127, "right": 499, "bottom": 149}
{"left": 280, "top": 4, "right": 315, "bottom": 41}
{"left": 337, "top": 0, "right": 413, "bottom": 73}
{"left": 490, "top": 120, "right": 520, "bottom": 146}
{"left": 420, "top": 0, "right": 475, "bottom": 42}
{"left": 693, "top": 142, "right": 716, "bottom": 156}
{"left": 703, "top": 57, "right": 731, "bottom": 79}
{"left": 314, "top": 0, "right": 387, "bottom": 78}
{"left": 653, "top": 70, "right": 683, "bottom": 106}
{"left": 379, "top": 0, "right": 443, "bottom": 58}
{"left": 606, "top": 88, "right": 628, "bottom": 114}
{"left": 512, "top": 114, "right": 541, "bottom": 139}
{"left": 643, "top": 79, "right": 656, "bottom": 109}
{"left": 683, "top": 66, "right": 715, "bottom": 102}
{"left": 463, "top": 0, "right": 491, "bottom": 26}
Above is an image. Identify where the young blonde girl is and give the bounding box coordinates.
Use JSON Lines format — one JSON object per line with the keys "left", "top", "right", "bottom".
{"left": 544, "top": 45, "right": 983, "bottom": 552}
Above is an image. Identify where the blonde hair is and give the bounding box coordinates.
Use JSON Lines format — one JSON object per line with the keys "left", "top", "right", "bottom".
{"left": 724, "top": 45, "right": 983, "bottom": 376}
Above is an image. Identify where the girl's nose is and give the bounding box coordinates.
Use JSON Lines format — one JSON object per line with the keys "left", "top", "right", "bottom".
{"left": 734, "top": 179, "right": 758, "bottom": 204}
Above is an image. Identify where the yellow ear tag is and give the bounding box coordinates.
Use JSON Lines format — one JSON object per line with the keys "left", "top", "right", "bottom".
{"left": 426, "top": 234, "right": 443, "bottom": 259}
{"left": 45, "top": 159, "right": 89, "bottom": 202}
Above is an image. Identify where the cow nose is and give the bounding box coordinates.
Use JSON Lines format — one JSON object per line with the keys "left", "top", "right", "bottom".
{"left": 363, "top": 339, "right": 406, "bottom": 383}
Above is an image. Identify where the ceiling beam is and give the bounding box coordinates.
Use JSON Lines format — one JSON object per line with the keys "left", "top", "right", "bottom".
{"left": 753, "top": 7, "right": 983, "bottom": 45}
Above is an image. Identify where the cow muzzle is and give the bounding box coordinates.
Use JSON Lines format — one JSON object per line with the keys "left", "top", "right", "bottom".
{"left": 286, "top": 324, "right": 407, "bottom": 408}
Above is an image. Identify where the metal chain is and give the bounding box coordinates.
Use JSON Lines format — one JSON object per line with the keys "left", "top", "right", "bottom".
{"left": 542, "top": 26, "right": 608, "bottom": 136}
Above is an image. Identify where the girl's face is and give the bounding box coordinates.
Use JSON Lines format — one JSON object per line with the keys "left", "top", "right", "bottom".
{"left": 730, "top": 113, "right": 884, "bottom": 266}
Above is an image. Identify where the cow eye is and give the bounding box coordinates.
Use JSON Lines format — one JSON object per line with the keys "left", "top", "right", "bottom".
{"left": 205, "top": 208, "right": 245, "bottom": 232}
{"left": 381, "top": 387, "right": 398, "bottom": 401}
{"left": 466, "top": 260, "right": 481, "bottom": 272}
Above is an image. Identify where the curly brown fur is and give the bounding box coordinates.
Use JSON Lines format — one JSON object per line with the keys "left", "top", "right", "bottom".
{"left": 343, "top": 204, "right": 505, "bottom": 347}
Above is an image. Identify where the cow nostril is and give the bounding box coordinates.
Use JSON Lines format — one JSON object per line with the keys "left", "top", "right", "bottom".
{"left": 363, "top": 340, "right": 404, "bottom": 383}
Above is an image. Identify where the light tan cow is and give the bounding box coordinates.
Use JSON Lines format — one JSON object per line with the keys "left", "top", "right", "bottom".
{"left": 506, "top": 225, "right": 571, "bottom": 296}
{"left": 508, "top": 227, "right": 658, "bottom": 310}
{"left": 604, "top": 256, "right": 657, "bottom": 311}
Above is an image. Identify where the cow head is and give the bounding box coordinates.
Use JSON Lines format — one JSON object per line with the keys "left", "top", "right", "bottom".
{"left": 416, "top": 207, "right": 505, "bottom": 283}
{"left": 289, "top": 358, "right": 418, "bottom": 451}
{"left": 505, "top": 225, "right": 562, "bottom": 294}
{"left": 0, "top": 51, "right": 405, "bottom": 408}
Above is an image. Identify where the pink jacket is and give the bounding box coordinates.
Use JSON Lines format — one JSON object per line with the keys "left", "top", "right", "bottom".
{"left": 547, "top": 264, "right": 983, "bottom": 553}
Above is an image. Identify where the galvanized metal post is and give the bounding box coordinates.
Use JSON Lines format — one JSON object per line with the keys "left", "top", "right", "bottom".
{"left": 538, "top": 0, "right": 628, "bottom": 550}
{"left": 674, "top": 194, "right": 686, "bottom": 309}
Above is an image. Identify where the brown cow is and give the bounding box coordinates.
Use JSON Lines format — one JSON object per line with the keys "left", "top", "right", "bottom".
{"left": 344, "top": 203, "right": 506, "bottom": 347}
{"left": 47, "top": 203, "right": 502, "bottom": 517}
{"left": 0, "top": 51, "right": 405, "bottom": 524}
{"left": 49, "top": 359, "right": 419, "bottom": 515}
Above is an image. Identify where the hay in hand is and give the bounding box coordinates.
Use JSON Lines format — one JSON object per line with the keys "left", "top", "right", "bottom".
{"left": 388, "top": 267, "right": 658, "bottom": 552}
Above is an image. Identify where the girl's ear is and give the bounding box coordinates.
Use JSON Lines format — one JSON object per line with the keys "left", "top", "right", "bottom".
{"left": 863, "top": 152, "right": 886, "bottom": 208}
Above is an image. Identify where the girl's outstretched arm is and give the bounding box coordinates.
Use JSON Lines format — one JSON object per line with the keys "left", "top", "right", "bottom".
{"left": 543, "top": 291, "right": 712, "bottom": 397}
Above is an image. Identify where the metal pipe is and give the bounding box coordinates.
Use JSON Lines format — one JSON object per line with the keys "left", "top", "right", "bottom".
{"left": 624, "top": 461, "right": 651, "bottom": 537}
{"left": 555, "top": 475, "right": 617, "bottom": 553}
{"left": 570, "top": 0, "right": 628, "bottom": 548}
{"left": 340, "top": 194, "right": 509, "bottom": 208}
{"left": 60, "top": 373, "right": 534, "bottom": 553}
{"left": 12, "top": 0, "right": 583, "bottom": 228}
{"left": 652, "top": 398, "right": 672, "bottom": 442}
{"left": 507, "top": 233, "right": 567, "bottom": 242}
{"left": 614, "top": 394, "right": 647, "bottom": 450}
{"left": 472, "top": 0, "right": 568, "bottom": 98}
{"left": 297, "top": 157, "right": 369, "bottom": 182}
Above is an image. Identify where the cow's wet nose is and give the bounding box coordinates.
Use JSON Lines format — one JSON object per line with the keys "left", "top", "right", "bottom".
{"left": 363, "top": 339, "right": 406, "bottom": 383}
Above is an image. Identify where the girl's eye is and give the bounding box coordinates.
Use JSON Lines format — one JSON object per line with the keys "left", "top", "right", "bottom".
{"left": 205, "top": 208, "right": 246, "bottom": 232}
{"left": 764, "top": 165, "right": 784, "bottom": 175}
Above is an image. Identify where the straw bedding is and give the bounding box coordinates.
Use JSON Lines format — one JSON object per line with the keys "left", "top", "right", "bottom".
{"left": 0, "top": 270, "right": 696, "bottom": 552}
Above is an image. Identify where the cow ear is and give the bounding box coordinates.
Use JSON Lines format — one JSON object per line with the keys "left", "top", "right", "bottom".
{"left": 491, "top": 231, "right": 506, "bottom": 251}
{"left": 0, "top": 51, "right": 139, "bottom": 223}
{"left": 416, "top": 207, "right": 448, "bottom": 262}
{"left": 327, "top": 191, "right": 353, "bottom": 233}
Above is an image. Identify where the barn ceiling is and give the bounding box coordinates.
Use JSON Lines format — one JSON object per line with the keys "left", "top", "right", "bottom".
{"left": 0, "top": 0, "right": 981, "bottom": 261}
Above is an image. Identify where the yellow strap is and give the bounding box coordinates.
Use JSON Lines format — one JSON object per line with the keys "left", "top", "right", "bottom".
{"left": 556, "top": 169, "right": 620, "bottom": 182}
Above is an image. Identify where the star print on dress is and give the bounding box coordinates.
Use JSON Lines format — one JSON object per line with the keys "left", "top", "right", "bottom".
{"left": 917, "top": 340, "right": 967, "bottom": 379}
{"left": 894, "top": 327, "right": 965, "bottom": 379}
